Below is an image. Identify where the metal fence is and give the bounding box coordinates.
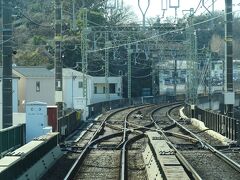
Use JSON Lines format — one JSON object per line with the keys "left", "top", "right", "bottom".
{"left": 184, "top": 104, "right": 240, "bottom": 141}
{"left": 0, "top": 124, "right": 26, "bottom": 157}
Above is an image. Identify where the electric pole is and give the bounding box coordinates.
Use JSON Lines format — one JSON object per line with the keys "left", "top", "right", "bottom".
{"left": 55, "top": 0, "right": 63, "bottom": 117}
{"left": 127, "top": 39, "right": 132, "bottom": 99}
{"left": 186, "top": 9, "right": 198, "bottom": 105}
{"left": 174, "top": 56, "right": 177, "bottom": 98}
{"left": 81, "top": 9, "right": 88, "bottom": 106}
{"left": 72, "top": 0, "right": 77, "bottom": 31}
{"left": 224, "top": 0, "right": 234, "bottom": 117}
{"left": 151, "top": 54, "right": 158, "bottom": 97}
{"left": 105, "top": 32, "right": 110, "bottom": 101}
{"left": 2, "top": 0, "right": 13, "bottom": 128}
{"left": 207, "top": 50, "right": 212, "bottom": 109}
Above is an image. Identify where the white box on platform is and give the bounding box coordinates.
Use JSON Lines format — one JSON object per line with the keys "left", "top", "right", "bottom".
{"left": 26, "top": 101, "right": 48, "bottom": 142}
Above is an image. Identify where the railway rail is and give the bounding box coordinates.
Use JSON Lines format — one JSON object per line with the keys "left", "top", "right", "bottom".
{"left": 64, "top": 104, "right": 154, "bottom": 179}
{"left": 151, "top": 104, "right": 240, "bottom": 180}
{"left": 64, "top": 102, "right": 203, "bottom": 180}
{"left": 43, "top": 102, "right": 240, "bottom": 180}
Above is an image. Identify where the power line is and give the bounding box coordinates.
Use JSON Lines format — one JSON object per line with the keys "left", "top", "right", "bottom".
{"left": 0, "top": 37, "right": 15, "bottom": 45}
{"left": 131, "top": 73, "right": 152, "bottom": 78}
{"left": 87, "top": 9, "right": 240, "bottom": 53}
{"left": 192, "top": 0, "right": 203, "bottom": 16}
{"left": 17, "top": 9, "right": 54, "bottom": 28}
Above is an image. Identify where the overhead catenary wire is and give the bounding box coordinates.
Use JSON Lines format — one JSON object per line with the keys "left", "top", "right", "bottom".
{"left": 87, "top": 9, "right": 240, "bottom": 53}
{"left": 0, "top": 37, "right": 15, "bottom": 45}
{"left": 199, "top": 0, "right": 218, "bottom": 17}
{"left": 191, "top": 0, "right": 203, "bottom": 16}
{"left": 18, "top": 4, "right": 227, "bottom": 52}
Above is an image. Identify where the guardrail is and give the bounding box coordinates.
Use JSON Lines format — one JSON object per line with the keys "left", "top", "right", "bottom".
{"left": 184, "top": 104, "right": 240, "bottom": 143}
{"left": 0, "top": 124, "right": 26, "bottom": 158}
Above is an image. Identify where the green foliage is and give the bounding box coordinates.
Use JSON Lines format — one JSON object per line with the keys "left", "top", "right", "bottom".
{"left": 193, "top": 11, "right": 225, "bottom": 48}
{"left": 11, "top": 1, "right": 240, "bottom": 98}
{"left": 77, "top": 8, "right": 106, "bottom": 31}
{"left": 32, "top": 35, "right": 47, "bottom": 45}
{"left": 15, "top": 48, "right": 54, "bottom": 69}
{"left": 62, "top": 36, "right": 81, "bottom": 69}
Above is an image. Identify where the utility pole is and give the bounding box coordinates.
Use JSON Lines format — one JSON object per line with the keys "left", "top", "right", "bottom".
{"left": 193, "top": 30, "right": 198, "bottom": 104}
{"left": 72, "top": 0, "right": 77, "bottom": 31}
{"left": 105, "top": 32, "right": 110, "bottom": 101}
{"left": 212, "top": 0, "right": 215, "bottom": 13}
{"left": 151, "top": 62, "right": 155, "bottom": 96}
{"left": 207, "top": 51, "right": 212, "bottom": 109}
{"left": 55, "top": 0, "right": 63, "bottom": 118}
{"left": 151, "top": 53, "right": 155, "bottom": 96}
{"left": 173, "top": 57, "right": 177, "bottom": 98}
{"left": 224, "top": 0, "right": 234, "bottom": 117}
{"left": 186, "top": 9, "right": 198, "bottom": 105}
{"left": 127, "top": 39, "right": 132, "bottom": 99}
{"left": 151, "top": 40, "right": 160, "bottom": 97}
{"left": 171, "top": 49, "right": 177, "bottom": 98}
{"left": 2, "top": 0, "right": 13, "bottom": 128}
{"left": 81, "top": 9, "right": 88, "bottom": 106}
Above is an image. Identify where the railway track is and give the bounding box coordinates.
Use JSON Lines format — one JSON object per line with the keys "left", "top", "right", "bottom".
{"left": 43, "top": 102, "right": 240, "bottom": 180}
{"left": 65, "top": 103, "right": 200, "bottom": 180}
{"left": 64, "top": 104, "right": 155, "bottom": 180}
{"left": 151, "top": 104, "right": 240, "bottom": 180}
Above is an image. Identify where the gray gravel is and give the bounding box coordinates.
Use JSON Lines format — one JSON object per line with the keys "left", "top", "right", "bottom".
{"left": 181, "top": 150, "right": 240, "bottom": 180}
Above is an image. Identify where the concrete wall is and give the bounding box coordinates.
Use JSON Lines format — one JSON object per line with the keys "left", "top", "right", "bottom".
{"left": 18, "top": 78, "right": 55, "bottom": 112}
{"left": 12, "top": 79, "right": 18, "bottom": 112}
{"left": 63, "top": 76, "right": 84, "bottom": 109}
{"left": 18, "top": 77, "right": 26, "bottom": 112}
{"left": 63, "top": 75, "right": 122, "bottom": 109}
{"left": 13, "top": 113, "right": 26, "bottom": 126}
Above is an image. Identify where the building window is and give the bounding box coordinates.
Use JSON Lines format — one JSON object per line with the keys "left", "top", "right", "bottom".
{"left": 94, "top": 83, "right": 109, "bottom": 94}
{"left": 109, "top": 84, "right": 116, "bottom": 93}
{"left": 78, "top": 81, "right": 83, "bottom": 88}
{"left": 94, "top": 86, "right": 97, "bottom": 94}
{"left": 36, "top": 81, "right": 40, "bottom": 92}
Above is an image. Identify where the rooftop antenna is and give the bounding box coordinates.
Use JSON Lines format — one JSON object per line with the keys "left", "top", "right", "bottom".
{"left": 138, "top": 0, "right": 150, "bottom": 30}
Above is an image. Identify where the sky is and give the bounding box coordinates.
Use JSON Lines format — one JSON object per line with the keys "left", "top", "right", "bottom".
{"left": 122, "top": 0, "right": 240, "bottom": 22}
